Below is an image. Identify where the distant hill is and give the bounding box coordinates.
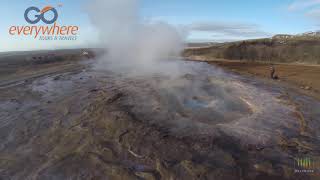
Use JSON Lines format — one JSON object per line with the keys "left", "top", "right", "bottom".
{"left": 272, "top": 31, "right": 320, "bottom": 41}
{"left": 186, "top": 42, "right": 219, "bottom": 48}
{"left": 184, "top": 31, "right": 320, "bottom": 64}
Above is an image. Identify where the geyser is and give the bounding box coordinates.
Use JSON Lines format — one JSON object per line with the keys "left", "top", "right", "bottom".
{"left": 86, "top": 0, "right": 185, "bottom": 75}
{"left": 85, "top": 0, "right": 300, "bottom": 146}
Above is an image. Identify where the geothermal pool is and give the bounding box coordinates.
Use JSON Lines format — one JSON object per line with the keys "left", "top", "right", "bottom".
{"left": 0, "top": 59, "right": 319, "bottom": 179}
{"left": 96, "top": 60, "right": 319, "bottom": 144}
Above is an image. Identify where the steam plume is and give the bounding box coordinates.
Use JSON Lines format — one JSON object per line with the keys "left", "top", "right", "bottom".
{"left": 86, "top": 0, "right": 185, "bottom": 75}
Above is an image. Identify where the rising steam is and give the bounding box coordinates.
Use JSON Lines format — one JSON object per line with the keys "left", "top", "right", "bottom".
{"left": 86, "top": 0, "right": 185, "bottom": 75}
{"left": 84, "top": 0, "right": 299, "bottom": 146}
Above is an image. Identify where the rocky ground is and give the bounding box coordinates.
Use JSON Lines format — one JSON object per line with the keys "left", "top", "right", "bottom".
{"left": 0, "top": 51, "right": 320, "bottom": 180}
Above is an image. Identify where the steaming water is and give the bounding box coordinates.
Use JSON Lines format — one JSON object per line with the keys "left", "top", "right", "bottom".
{"left": 88, "top": 59, "right": 315, "bottom": 145}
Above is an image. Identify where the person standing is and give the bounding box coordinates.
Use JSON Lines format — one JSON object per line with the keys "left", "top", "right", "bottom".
{"left": 270, "top": 65, "right": 278, "bottom": 80}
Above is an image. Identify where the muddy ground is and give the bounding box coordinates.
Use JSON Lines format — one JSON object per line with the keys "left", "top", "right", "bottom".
{"left": 0, "top": 51, "right": 320, "bottom": 180}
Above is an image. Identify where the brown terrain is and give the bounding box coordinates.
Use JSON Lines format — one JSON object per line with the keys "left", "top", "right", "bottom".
{"left": 212, "top": 60, "right": 320, "bottom": 100}
{"left": 184, "top": 55, "right": 320, "bottom": 100}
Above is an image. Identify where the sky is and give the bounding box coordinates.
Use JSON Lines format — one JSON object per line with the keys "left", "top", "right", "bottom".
{"left": 0, "top": 0, "right": 320, "bottom": 52}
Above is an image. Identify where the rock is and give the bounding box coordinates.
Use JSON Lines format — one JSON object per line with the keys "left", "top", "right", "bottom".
{"left": 180, "top": 160, "right": 208, "bottom": 177}
{"left": 156, "top": 159, "right": 175, "bottom": 179}
{"left": 106, "top": 92, "right": 124, "bottom": 104}
{"left": 254, "top": 162, "right": 275, "bottom": 175}
{"left": 301, "top": 86, "right": 312, "bottom": 90}
{"left": 183, "top": 74, "right": 194, "bottom": 80}
{"left": 89, "top": 88, "right": 99, "bottom": 93}
{"left": 63, "top": 107, "right": 69, "bottom": 115}
{"left": 135, "top": 172, "right": 156, "bottom": 180}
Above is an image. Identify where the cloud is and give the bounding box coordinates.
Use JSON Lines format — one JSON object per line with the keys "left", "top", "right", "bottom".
{"left": 305, "top": 8, "right": 320, "bottom": 19}
{"left": 288, "top": 0, "right": 320, "bottom": 11}
{"left": 288, "top": 0, "right": 320, "bottom": 23}
{"left": 186, "top": 22, "right": 271, "bottom": 38}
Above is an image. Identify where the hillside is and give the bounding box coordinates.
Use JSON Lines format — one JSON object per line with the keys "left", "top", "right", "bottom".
{"left": 184, "top": 33, "right": 320, "bottom": 64}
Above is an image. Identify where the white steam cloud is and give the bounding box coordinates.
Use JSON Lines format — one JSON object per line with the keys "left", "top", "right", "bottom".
{"left": 86, "top": 0, "right": 186, "bottom": 75}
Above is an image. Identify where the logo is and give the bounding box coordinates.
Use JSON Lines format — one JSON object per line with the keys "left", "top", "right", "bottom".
{"left": 294, "top": 157, "right": 320, "bottom": 175}
{"left": 9, "top": 3, "right": 79, "bottom": 41}
{"left": 24, "top": 6, "right": 58, "bottom": 24}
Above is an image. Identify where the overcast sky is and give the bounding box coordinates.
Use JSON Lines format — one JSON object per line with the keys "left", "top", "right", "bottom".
{"left": 1, "top": 0, "right": 320, "bottom": 52}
